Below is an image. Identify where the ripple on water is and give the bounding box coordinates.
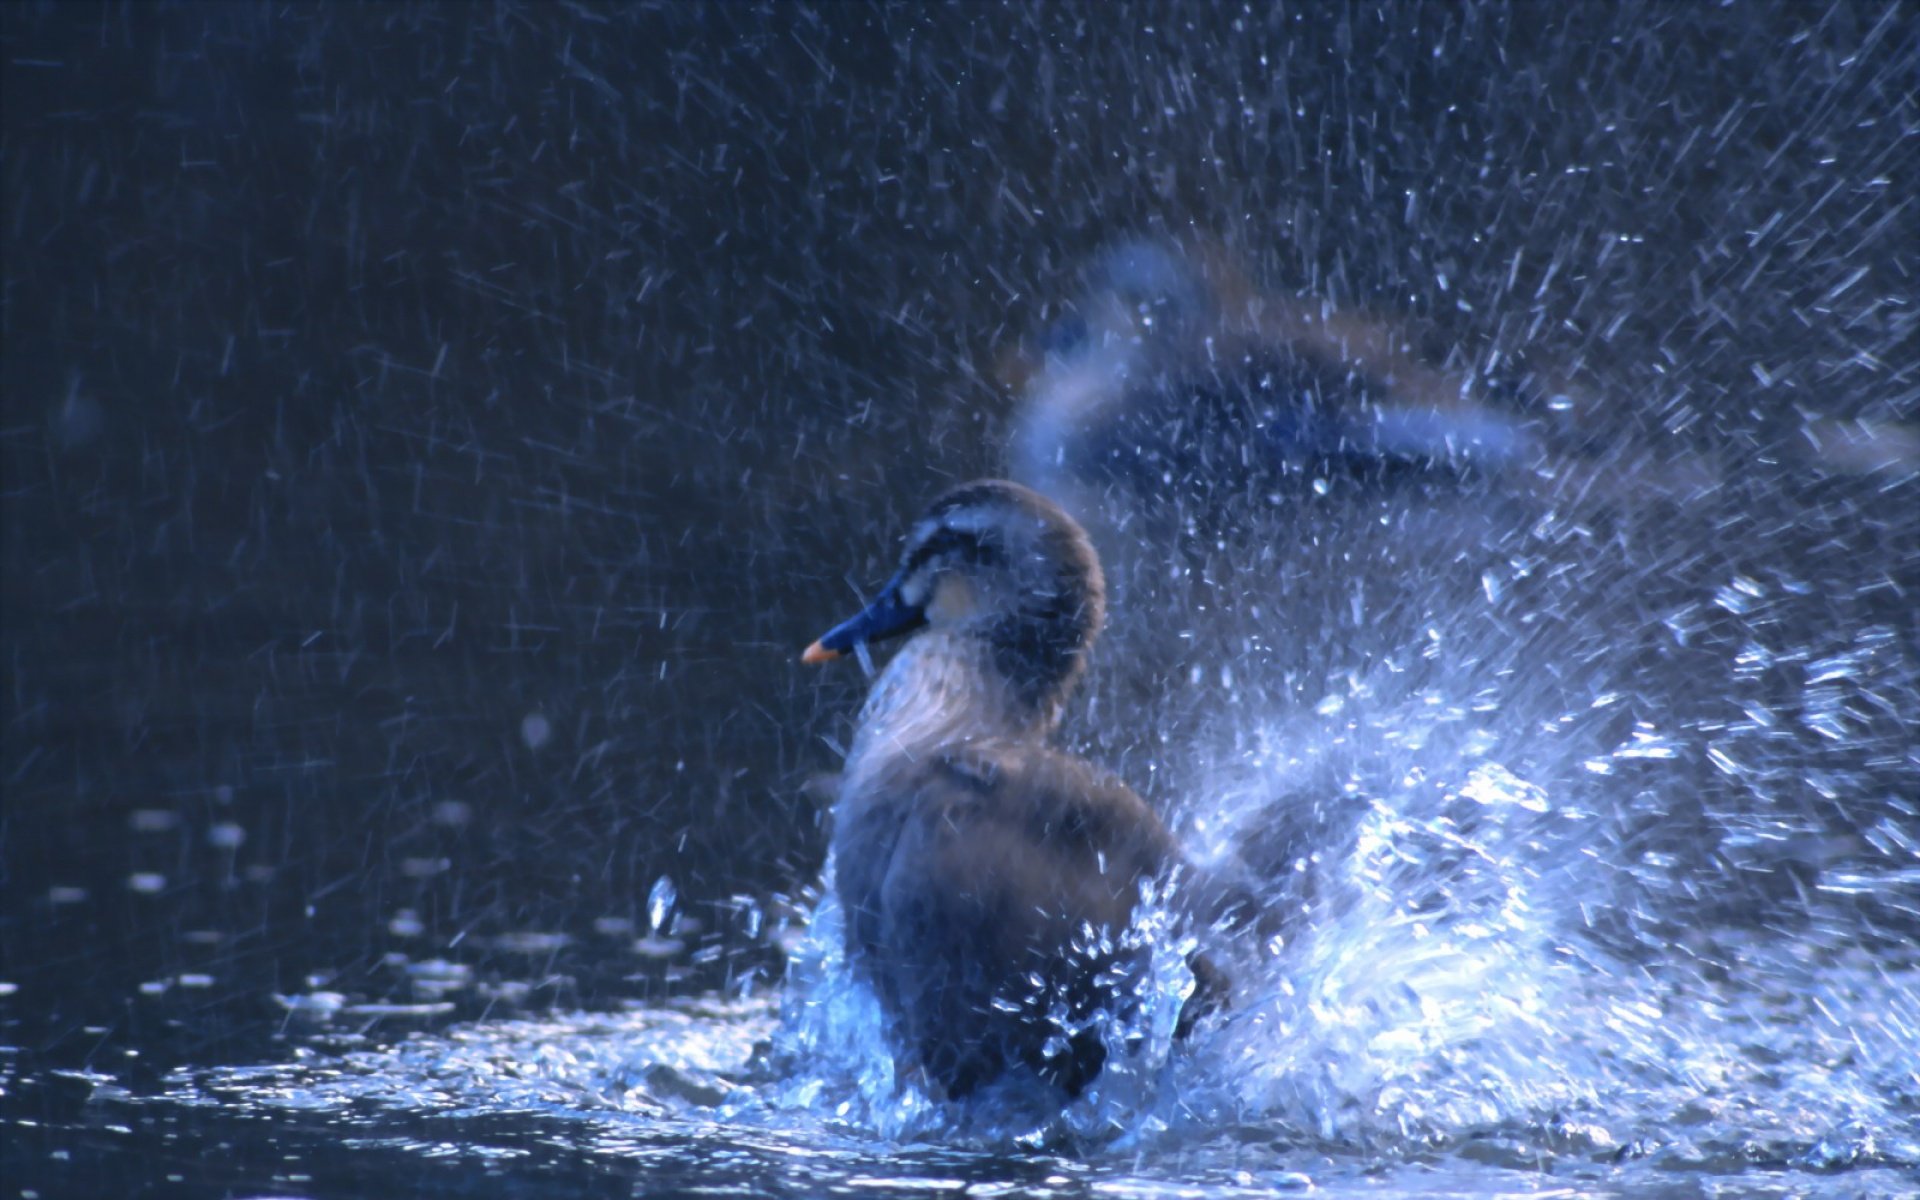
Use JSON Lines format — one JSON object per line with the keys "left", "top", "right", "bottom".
{"left": 122, "top": 703, "right": 1920, "bottom": 1195}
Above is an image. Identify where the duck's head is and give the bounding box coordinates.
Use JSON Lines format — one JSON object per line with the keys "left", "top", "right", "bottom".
{"left": 803, "top": 480, "right": 1107, "bottom": 714}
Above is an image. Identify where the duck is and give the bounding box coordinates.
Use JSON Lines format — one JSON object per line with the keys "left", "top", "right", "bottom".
{"left": 801, "top": 479, "right": 1228, "bottom": 1100}
{"left": 995, "top": 241, "right": 1538, "bottom": 736}
{"left": 1006, "top": 236, "right": 1552, "bottom": 529}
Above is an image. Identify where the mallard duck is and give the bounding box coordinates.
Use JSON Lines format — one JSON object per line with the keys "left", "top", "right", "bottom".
{"left": 802, "top": 479, "right": 1224, "bottom": 1099}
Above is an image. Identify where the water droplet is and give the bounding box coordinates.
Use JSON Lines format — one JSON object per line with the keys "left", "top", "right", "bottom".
{"left": 733, "top": 895, "right": 764, "bottom": 940}
{"left": 207, "top": 822, "right": 246, "bottom": 849}
{"left": 648, "top": 875, "right": 677, "bottom": 934}
{"left": 521, "top": 712, "right": 552, "bottom": 749}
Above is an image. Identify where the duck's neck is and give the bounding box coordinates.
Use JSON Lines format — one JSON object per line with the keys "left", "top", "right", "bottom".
{"left": 842, "top": 630, "right": 1066, "bottom": 784}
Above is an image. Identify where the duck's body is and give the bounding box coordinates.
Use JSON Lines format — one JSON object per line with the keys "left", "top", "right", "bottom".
{"left": 805, "top": 481, "right": 1213, "bottom": 1098}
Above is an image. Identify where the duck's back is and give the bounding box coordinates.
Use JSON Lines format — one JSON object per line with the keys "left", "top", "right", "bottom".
{"left": 832, "top": 738, "right": 1175, "bottom": 1098}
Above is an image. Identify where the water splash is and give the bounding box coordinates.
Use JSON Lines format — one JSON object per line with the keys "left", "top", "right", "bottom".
{"left": 128, "top": 728, "right": 1918, "bottom": 1193}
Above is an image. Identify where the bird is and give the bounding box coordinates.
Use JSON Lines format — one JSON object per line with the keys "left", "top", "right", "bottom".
{"left": 801, "top": 479, "right": 1229, "bottom": 1100}
{"left": 1006, "top": 236, "right": 1550, "bottom": 535}
{"left": 994, "top": 238, "right": 1579, "bottom": 924}
{"left": 995, "top": 241, "right": 1529, "bottom": 755}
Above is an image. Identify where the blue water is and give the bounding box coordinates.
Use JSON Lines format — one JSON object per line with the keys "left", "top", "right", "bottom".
{"left": 60, "top": 683, "right": 1918, "bottom": 1197}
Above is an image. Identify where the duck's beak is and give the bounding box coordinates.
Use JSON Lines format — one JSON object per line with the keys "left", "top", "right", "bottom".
{"left": 802, "top": 573, "right": 927, "bottom": 665}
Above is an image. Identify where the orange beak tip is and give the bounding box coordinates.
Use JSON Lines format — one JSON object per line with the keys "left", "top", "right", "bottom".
{"left": 801, "top": 640, "right": 840, "bottom": 665}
